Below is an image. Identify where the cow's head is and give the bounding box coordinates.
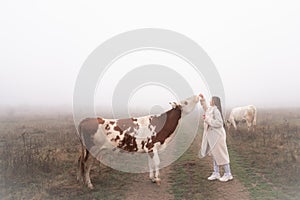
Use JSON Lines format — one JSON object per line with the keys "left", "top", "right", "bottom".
{"left": 169, "top": 102, "right": 181, "bottom": 109}
{"left": 170, "top": 95, "right": 199, "bottom": 116}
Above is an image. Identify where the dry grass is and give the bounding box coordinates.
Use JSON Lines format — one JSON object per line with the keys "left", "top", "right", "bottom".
{"left": 226, "top": 108, "right": 300, "bottom": 199}
{"left": 0, "top": 108, "right": 299, "bottom": 199}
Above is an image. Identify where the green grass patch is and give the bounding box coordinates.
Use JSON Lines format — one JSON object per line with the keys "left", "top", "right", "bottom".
{"left": 229, "top": 147, "right": 289, "bottom": 200}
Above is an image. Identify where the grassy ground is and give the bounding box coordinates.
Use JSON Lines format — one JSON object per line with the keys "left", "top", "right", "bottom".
{"left": 227, "top": 130, "right": 300, "bottom": 200}
{"left": 227, "top": 109, "right": 300, "bottom": 199}
{"left": 0, "top": 108, "right": 299, "bottom": 199}
{"left": 228, "top": 147, "right": 284, "bottom": 199}
{"left": 168, "top": 108, "right": 300, "bottom": 199}
{"left": 0, "top": 115, "right": 134, "bottom": 200}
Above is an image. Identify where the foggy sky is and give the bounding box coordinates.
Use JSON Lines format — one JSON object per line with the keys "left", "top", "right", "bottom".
{"left": 1, "top": 0, "right": 300, "bottom": 111}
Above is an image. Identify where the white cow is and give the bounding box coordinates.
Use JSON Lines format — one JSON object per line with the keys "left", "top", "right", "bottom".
{"left": 226, "top": 105, "right": 257, "bottom": 132}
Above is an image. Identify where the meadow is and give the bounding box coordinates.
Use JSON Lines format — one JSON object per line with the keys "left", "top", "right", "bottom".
{"left": 0, "top": 108, "right": 299, "bottom": 199}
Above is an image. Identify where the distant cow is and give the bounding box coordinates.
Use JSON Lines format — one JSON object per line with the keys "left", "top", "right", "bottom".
{"left": 226, "top": 105, "right": 257, "bottom": 132}
{"left": 76, "top": 95, "right": 200, "bottom": 189}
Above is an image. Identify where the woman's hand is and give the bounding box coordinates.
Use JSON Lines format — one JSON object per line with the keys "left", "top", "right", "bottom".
{"left": 199, "top": 93, "right": 204, "bottom": 99}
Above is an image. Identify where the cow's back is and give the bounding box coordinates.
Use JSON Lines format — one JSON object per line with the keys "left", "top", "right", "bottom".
{"left": 230, "top": 107, "right": 246, "bottom": 121}
{"left": 230, "top": 105, "right": 256, "bottom": 122}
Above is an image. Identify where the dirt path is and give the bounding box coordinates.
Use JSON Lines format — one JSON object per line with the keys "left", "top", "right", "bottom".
{"left": 213, "top": 164, "right": 252, "bottom": 198}
{"left": 124, "top": 166, "right": 174, "bottom": 200}
{"left": 195, "top": 136, "right": 251, "bottom": 200}
{"left": 215, "top": 178, "right": 251, "bottom": 200}
{"left": 124, "top": 131, "right": 251, "bottom": 200}
{"left": 123, "top": 156, "right": 250, "bottom": 200}
{"left": 124, "top": 155, "right": 250, "bottom": 200}
{"left": 201, "top": 156, "right": 251, "bottom": 200}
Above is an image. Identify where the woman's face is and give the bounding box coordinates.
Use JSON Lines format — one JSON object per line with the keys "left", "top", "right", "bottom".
{"left": 210, "top": 98, "right": 214, "bottom": 106}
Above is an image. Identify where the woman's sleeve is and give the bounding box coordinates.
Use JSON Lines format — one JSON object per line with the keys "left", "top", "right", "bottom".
{"left": 200, "top": 98, "right": 208, "bottom": 112}
{"left": 204, "top": 107, "right": 223, "bottom": 128}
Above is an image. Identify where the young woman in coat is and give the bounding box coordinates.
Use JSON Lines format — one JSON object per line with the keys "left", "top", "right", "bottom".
{"left": 198, "top": 93, "right": 233, "bottom": 182}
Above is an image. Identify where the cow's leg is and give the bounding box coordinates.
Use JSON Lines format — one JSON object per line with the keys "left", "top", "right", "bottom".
{"left": 252, "top": 119, "right": 256, "bottom": 132}
{"left": 77, "top": 145, "right": 86, "bottom": 184}
{"left": 232, "top": 120, "right": 237, "bottom": 130}
{"left": 148, "top": 152, "right": 155, "bottom": 182}
{"left": 77, "top": 154, "right": 83, "bottom": 183}
{"left": 153, "top": 151, "right": 161, "bottom": 185}
{"left": 84, "top": 150, "right": 95, "bottom": 189}
{"left": 246, "top": 114, "right": 253, "bottom": 132}
{"left": 227, "top": 124, "right": 231, "bottom": 132}
{"left": 253, "top": 125, "right": 256, "bottom": 132}
{"left": 246, "top": 121, "right": 251, "bottom": 132}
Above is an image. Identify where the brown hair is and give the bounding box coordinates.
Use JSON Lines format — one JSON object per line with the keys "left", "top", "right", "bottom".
{"left": 212, "top": 96, "right": 225, "bottom": 127}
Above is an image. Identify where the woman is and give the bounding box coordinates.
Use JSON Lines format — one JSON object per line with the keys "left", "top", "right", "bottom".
{"left": 198, "top": 93, "right": 233, "bottom": 182}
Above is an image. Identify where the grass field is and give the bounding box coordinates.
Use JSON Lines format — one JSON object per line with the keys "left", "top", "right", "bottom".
{"left": 0, "top": 108, "right": 299, "bottom": 199}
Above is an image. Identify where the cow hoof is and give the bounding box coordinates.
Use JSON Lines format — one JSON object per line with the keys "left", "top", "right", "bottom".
{"left": 150, "top": 178, "right": 156, "bottom": 183}
{"left": 77, "top": 176, "right": 83, "bottom": 183}
{"left": 87, "top": 184, "right": 94, "bottom": 190}
{"left": 88, "top": 186, "right": 94, "bottom": 190}
{"left": 156, "top": 179, "right": 161, "bottom": 186}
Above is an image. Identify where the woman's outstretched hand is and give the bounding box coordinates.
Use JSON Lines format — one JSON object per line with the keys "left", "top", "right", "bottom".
{"left": 199, "top": 93, "right": 204, "bottom": 99}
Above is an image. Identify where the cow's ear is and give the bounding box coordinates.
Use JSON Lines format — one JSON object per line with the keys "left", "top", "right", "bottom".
{"left": 169, "top": 102, "right": 177, "bottom": 108}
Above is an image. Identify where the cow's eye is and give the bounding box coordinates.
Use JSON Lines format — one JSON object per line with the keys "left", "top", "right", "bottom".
{"left": 184, "top": 101, "right": 188, "bottom": 105}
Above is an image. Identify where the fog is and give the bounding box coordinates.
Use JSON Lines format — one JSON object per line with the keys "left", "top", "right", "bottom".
{"left": 1, "top": 0, "right": 300, "bottom": 114}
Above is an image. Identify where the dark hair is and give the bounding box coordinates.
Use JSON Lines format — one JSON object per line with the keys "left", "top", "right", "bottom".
{"left": 212, "top": 96, "right": 225, "bottom": 127}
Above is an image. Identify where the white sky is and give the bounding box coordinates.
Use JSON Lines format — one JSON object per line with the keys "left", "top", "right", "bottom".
{"left": 94, "top": 50, "right": 210, "bottom": 115}
{"left": 1, "top": 0, "right": 300, "bottom": 109}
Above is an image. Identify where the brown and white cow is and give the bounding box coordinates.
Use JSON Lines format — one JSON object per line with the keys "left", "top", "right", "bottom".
{"left": 226, "top": 105, "right": 257, "bottom": 132}
{"left": 76, "top": 95, "right": 200, "bottom": 189}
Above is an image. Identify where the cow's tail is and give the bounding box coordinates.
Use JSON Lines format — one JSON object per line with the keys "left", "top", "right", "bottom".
{"left": 253, "top": 106, "right": 257, "bottom": 129}
{"left": 77, "top": 123, "right": 87, "bottom": 184}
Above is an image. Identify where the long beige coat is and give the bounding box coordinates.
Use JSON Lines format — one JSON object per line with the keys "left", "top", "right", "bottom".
{"left": 199, "top": 98, "right": 230, "bottom": 165}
